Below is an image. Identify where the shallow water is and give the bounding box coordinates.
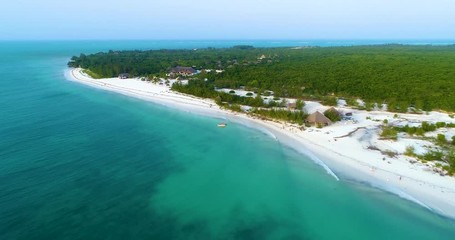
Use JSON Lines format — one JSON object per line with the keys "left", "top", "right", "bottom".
{"left": 1, "top": 40, "right": 454, "bottom": 239}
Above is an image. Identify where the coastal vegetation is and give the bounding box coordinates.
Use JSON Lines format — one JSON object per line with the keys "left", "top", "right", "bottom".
{"left": 383, "top": 121, "right": 455, "bottom": 174}
{"left": 250, "top": 108, "right": 307, "bottom": 125}
{"left": 69, "top": 45, "right": 455, "bottom": 112}
{"left": 172, "top": 80, "right": 266, "bottom": 107}
{"left": 323, "top": 108, "right": 342, "bottom": 122}
{"left": 392, "top": 121, "right": 455, "bottom": 136}
{"left": 380, "top": 126, "right": 398, "bottom": 140}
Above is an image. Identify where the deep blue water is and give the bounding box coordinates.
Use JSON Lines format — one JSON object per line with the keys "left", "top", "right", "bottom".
{"left": 1, "top": 40, "right": 455, "bottom": 239}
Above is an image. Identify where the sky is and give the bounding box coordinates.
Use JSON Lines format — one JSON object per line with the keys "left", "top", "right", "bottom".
{"left": 0, "top": 0, "right": 454, "bottom": 40}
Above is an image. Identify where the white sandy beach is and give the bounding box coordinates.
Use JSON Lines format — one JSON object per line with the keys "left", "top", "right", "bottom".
{"left": 66, "top": 68, "right": 455, "bottom": 219}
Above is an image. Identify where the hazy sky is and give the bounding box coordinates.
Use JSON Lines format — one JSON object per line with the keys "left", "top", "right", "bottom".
{"left": 1, "top": 0, "right": 454, "bottom": 40}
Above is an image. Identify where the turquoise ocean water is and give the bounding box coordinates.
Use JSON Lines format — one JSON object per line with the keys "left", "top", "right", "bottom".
{"left": 1, "top": 40, "right": 454, "bottom": 239}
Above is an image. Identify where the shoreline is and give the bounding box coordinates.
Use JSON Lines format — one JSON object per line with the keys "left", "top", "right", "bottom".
{"left": 65, "top": 68, "right": 455, "bottom": 219}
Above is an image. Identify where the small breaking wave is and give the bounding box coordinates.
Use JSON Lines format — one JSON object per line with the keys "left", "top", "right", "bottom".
{"left": 370, "top": 182, "right": 435, "bottom": 212}
{"left": 351, "top": 179, "right": 444, "bottom": 216}
{"left": 232, "top": 118, "right": 338, "bottom": 180}
{"left": 231, "top": 118, "right": 278, "bottom": 141}
{"left": 260, "top": 128, "right": 278, "bottom": 140}
{"left": 300, "top": 149, "right": 340, "bottom": 181}
{"left": 395, "top": 190, "right": 434, "bottom": 211}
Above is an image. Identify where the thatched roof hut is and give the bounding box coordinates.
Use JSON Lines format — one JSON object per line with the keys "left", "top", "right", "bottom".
{"left": 324, "top": 107, "right": 343, "bottom": 122}
{"left": 170, "top": 66, "right": 197, "bottom": 76}
{"left": 326, "top": 107, "right": 340, "bottom": 115}
{"left": 306, "top": 111, "right": 332, "bottom": 126}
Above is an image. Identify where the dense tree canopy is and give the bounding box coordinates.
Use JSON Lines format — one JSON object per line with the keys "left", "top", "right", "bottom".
{"left": 69, "top": 45, "right": 455, "bottom": 111}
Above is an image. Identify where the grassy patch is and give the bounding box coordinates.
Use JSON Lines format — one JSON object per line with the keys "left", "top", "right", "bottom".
{"left": 380, "top": 126, "right": 398, "bottom": 140}
{"left": 404, "top": 146, "right": 416, "bottom": 157}
{"left": 83, "top": 69, "right": 102, "bottom": 79}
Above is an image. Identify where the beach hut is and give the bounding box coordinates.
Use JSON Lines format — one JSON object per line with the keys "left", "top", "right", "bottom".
{"left": 169, "top": 66, "right": 197, "bottom": 76}
{"left": 287, "top": 102, "right": 297, "bottom": 110}
{"left": 306, "top": 111, "right": 332, "bottom": 126}
{"left": 119, "top": 73, "right": 129, "bottom": 79}
{"left": 327, "top": 107, "right": 340, "bottom": 115}
{"left": 323, "top": 107, "right": 342, "bottom": 122}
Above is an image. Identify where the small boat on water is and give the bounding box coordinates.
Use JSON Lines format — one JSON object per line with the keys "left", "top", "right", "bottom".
{"left": 217, "top": 123, "right": 227, "bottom": 128}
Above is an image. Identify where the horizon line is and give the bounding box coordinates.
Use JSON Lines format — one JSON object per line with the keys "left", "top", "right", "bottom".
{"left": 2, "top": 38, "right": 455, "bottom": 42}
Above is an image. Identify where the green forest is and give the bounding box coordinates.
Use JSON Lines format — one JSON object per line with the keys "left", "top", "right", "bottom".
{"left": 68, "top": 45, "right": 455, "bottom": 112}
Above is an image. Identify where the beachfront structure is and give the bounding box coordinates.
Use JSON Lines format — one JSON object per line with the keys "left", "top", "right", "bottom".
{"left": 287, "top": 102, "right": 297, "bottom": 110}
{"left": 344, "top": 112, "right": 354, "bottom": 120}
{"left": 306, "top": 111, "right": 332, "bottom": 126}
{"left": 325, "top": 107, "right": 342, "bottom": 118}
{"left": 327, "top": 107, "right": 340, "bottom": 115}
{"left": 119, "top": 73, "right": 129, "bottom": 79}
{"left": 169, "top": 66, "right": 197, "bottom": 77}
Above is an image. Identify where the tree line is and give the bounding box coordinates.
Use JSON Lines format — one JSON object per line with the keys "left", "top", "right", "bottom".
{"left": 69, "top": 45, "right": 455, "bottom": 112}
